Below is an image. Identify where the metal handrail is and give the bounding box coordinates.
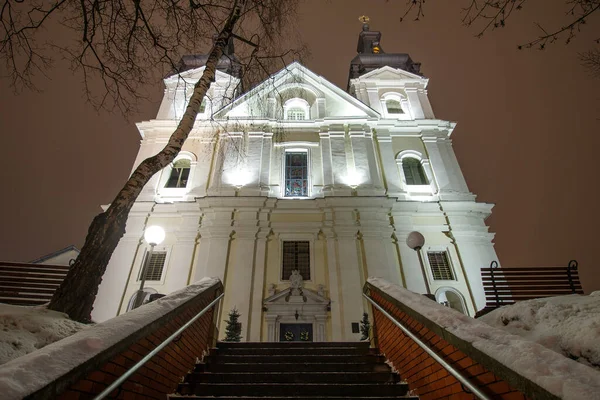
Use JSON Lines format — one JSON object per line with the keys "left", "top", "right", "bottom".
{"left": 93, "top": 292, "right": 224, "bottom": 400}
{"left": 363, "top": 292, "right": 492, "bottom": 400}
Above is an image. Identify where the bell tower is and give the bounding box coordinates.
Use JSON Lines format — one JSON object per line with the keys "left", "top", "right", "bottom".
{"left": 347, "top": 16, "right": 422, "bottom": 91}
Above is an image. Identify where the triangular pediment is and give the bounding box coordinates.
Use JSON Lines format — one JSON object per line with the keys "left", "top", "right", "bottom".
{"left": 356, "top": 65, "right": 428, "bottom": 85}
{"left": 264, "top": 287, "right": 329, "bottom": 306}
{"left": 214, "top": 61, "right": 379, "bottom": 119}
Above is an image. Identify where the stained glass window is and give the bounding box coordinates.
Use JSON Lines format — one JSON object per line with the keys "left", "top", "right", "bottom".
{"left": 284, "top": 152, "right": 308, "bottom": 197}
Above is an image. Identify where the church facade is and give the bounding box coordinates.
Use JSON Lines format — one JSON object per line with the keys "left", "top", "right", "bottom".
{"left": 92, "top": 26, "right": 499, "bottom": 342}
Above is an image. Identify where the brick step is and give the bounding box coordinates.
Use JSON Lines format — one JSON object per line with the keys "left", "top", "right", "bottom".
{"left": 197, "top": 362, "right": 392, "bottom": 373}
{"left": 186, "top": 371, "right": 398, "bottom": 384}
{"left": 202, "top": 354, "right": 385, "bottom": 364}
{"left": 169, "top": 396, "right": 416, "bottom": 400}
{"left": 214, "top": 347, "right": 370, "bottom": 356}
{"left": 169, "top": 396, "right": 417, "bottom": 400}
{"left": 176, "top": 383, "right": 411, "bottom": 397}
{"left": 217, "top": 341, "right": 370, "bottom": 349}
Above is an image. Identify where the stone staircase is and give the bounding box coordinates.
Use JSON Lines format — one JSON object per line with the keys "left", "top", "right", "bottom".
{"left": 169, "top": 341, "right": 417, "bottom": 399}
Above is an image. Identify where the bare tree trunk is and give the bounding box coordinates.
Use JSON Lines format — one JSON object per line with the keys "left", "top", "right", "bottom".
{"left": 48, "top": 0, "right": 246, "bottom": 323}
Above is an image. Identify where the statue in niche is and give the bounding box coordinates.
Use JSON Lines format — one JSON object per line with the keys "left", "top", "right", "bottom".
{"left": 289, "top": 270, "right": 304, "bottom": 295}
{"left": 267, "top": 283, "right": 276, "bottom": 297}
{"left": 317, "top": 284, "right": 325, "bottom": 297}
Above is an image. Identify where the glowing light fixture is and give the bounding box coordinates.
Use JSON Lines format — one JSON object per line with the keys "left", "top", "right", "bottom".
{"left": 134, "top": 225, "right": 165, "bottom": 309}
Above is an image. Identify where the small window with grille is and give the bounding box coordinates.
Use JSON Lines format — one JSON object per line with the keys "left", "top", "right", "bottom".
{"left": 139, "top": 251, "right": 167, "bottom": 281}
{"left": 282, "top": 241, "right": 310, "bottom": 281}
{"left": 427, "top": 251, "right": 454, "bottom": 280}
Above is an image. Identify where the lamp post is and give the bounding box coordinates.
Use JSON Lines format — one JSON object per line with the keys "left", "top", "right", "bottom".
{"left": 406, "top": 231, "right": 431, "bottom": 294}
{"left": 133, "top": 225, "right": 165, "bottom": 309}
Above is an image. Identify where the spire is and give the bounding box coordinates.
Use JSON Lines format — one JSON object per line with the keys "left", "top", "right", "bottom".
{"left": 347, "top": 17, "right": 422, "bottom": 91}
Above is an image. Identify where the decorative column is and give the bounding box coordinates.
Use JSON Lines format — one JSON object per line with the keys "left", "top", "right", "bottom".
{"left": 359, "top": 209, "right": 403, "bottom": 286}
{"left": 259, "top": 132, "right": 273, "bottom": 196}
{"left": 323, "top": 224, "right": 342, "bottom": 341}
{"left": 349, "top": 125, "right": 384, "bottom": 195}
{"left": 329, "top": 126, "right": 350, "bottom": 194}
{"left": 333, "top": 209, "right": 364, "bottom": 341}
{"left": 192, "top": 206, "right": 233, "bottom": 283}
{"left": 249, "top": 206, "right": 272, "bottom": 341}
{"left": 92, "top": 203, "right": 153, "bottom": 322}
{"left": 422, "top": 132, "right": 470, "bottom": 200}
{"left": 164, "top": 205, "right": 201, "bottom": 293}
{"left": 404, "top": 86, "right": 425, "bottom": 119}
{"left": 320, "top": 129, "right": 334, "bottom": 195}
{"left": 225, "top": 208, "right": 260, "bottom": 341}
{"left": 375, "top": 129, "right": 403, "bottom": 196}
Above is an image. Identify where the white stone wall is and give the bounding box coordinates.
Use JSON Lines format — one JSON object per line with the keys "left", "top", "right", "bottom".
{"left": 93, "top": 62, "right": 500, "bottom": 339}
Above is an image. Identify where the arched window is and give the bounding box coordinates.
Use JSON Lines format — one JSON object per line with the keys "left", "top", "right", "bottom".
{"left": 283, "top": 98, "right": 309, "bottom": 120}
{"left": 386, "top": 99, "right": 404, "bottom": 114}
{"left": 402, "top": 158, "right": 428, "bottom": 185}
{"left": 165, "top": 159, "right": 191, "bottom": 188}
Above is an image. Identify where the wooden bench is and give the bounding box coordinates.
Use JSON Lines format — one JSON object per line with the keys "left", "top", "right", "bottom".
{"left": 0, "top": 261, "right": 70, "bottom": 306}
{"left": 476, "top": 260, "right": 584, "bottom": 317}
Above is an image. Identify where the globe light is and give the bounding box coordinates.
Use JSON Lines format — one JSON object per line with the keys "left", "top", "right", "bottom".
{"left": 406, "top": 231, "right": 425, "bottom": 251}
{"left": 144, "top": 225, "right": 165, "bottom": 246}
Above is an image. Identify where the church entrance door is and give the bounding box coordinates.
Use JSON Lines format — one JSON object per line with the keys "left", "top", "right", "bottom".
{"left": 279, "top": 323, "right": 313, "bottom": 342}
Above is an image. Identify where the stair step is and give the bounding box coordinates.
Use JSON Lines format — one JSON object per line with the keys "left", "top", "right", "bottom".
{"left": 176, "top": 383, "right": 410, "bottom": 397}
{"left": 186, "top": 371, "right": 398, "bottom": 384}
{"left": 214, "top": 347, "right": 369, "bottom": 356}
{"left": 197, "top": 362, "right": 392, "bottom": 373}
{"left": 203, "top": 354, "right": 385, "bottom": 364}
{"left": 169, "top": 396, "right": 417, "bottom": 400}
{"left": 217, "top": 341, "right": 370, "bottom": 349}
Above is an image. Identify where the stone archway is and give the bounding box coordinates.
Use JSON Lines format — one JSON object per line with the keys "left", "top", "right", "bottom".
{"left": 435, "top": 287, "right": 467, "bottom": 314}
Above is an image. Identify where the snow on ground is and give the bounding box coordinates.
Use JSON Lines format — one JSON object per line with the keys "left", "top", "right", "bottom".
{"left": 479, "top": 292, "right": 600, "bottom": 370}
{"left": 0, "top": 304, "right": 88, "bottom": 365}
{"left": 368, "top": 277, "right": 600, "bottom": 400}
{"left": 0, "top": 277, "right": 220, "bottom": 399}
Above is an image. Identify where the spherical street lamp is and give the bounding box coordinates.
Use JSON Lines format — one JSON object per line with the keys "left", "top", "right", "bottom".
{"left": 134, "top": 225, "right": 165, "bottom": 309}
{"left": 406, "top": 231, "right": 431, "bottom": 294}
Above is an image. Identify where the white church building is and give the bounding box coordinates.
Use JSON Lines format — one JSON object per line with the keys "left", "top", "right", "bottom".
{"left": 92, "top": 24, "right": 499, "bottom": 342}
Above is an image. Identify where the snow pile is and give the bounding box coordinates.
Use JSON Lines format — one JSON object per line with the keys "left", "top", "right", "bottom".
{"left": 0, "top": 304, "right": 88, "bottom": 365}
{"left": 368, "top": 277, "right": 600, "bottom": 400}
{"left": 0, "top": 277, "right": 220, "bottom": 399}
{"left": 479, "top": 292, "right": 600, "bottom": 370}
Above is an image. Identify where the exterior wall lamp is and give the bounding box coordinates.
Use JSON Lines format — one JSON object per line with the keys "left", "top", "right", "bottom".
{"left": 406, "top": 231, "right": 432, "bottom": 295}
{"left": 133, "top": 225, "right": 165, "bottom": 309}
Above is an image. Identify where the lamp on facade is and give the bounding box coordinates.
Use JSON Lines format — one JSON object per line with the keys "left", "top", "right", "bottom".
{"left": 133, "top": 225, "right": 165, "bottom": 309}
{"left": 406, "top": 231, "right": 431, "bottom": 294}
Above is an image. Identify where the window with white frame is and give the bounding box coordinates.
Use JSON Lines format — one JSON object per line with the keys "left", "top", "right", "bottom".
{"left": 402, "top": 157, "right": 429, "bottom": 185}
{"left": 427, "top": 251, "right": 454, "bottom": 280}
{"left": 165, "top": 159, "right": 191, "bottom": 188}
{"left": 282, "top": 241, "right": 310, "bottom": 280}
{"left": 283, "top": 98, "right": 309, "bottom": 120}
{"left": 284, "top": 151, "right": 309, "bottom": 197}
{"left": 139, "top": 251, "right": 167, "bottom": 281}
{"left": 286, "top": 108, "right": 306, "bottom": 120}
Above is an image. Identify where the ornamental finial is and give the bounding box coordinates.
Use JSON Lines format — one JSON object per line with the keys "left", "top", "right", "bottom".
{"left": 359, "top": 15, "right": 370, "bottom": 31}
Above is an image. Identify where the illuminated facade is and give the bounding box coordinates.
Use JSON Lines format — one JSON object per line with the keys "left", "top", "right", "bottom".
{"left": 93, "top": 25, "right": 499, "bottom": 341}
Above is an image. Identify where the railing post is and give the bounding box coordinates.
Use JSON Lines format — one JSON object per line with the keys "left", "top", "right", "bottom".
{"left": 567, "top": 260, "right": 578, "bottom": 293}
{"left": 489, "top": 261, "right": 499, "bottom": 306}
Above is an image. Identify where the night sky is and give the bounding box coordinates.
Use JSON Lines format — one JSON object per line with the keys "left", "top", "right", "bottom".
{"left": 0, "top": 1, "right": 599, "bottom": 292}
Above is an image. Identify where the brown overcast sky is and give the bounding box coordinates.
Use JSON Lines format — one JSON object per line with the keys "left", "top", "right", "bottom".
{"left": 0, "top": 1, "right": 599, "bottom": 292}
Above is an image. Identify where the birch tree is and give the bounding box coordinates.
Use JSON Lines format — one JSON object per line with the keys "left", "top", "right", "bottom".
{"left": 1, "top": 0, "right": 302, "bottom": 322}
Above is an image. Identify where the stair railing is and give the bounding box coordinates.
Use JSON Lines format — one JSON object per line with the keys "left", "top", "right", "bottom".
{"left": 363, "top": 292, "right": 492, "bottom": 400}
{"left": 93, "top": 292, "right": 224, "bottom": 400}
